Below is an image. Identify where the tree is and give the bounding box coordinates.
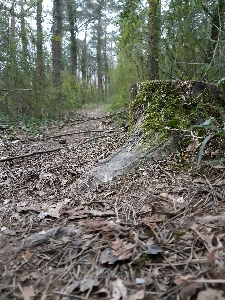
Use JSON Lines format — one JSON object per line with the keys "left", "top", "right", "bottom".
{"left": 147, "top": 0, "right": 161, "bottom": 80}
{"left": 96, "top": 0, "right": 104, "bottom": 100}
{"left": 52, "top": 0, "right": 62, "bottom": 88}
{"left": 36, "top": 0, "right": 45, "bottom": 86}
{"left": 66, "top": 0, "right": 77, "bottom": 78}
{"left": 19, "top": 0, "right": 29, "bottom": 74}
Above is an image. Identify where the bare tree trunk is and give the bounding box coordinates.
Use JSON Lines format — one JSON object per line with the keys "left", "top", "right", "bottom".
{"left": 20, "top": 0, "right": 29, "bottom": 73}
{"left": 104, "top": 30, "right": 109, "bottom": 99}
{"left": 97, "top": 4, "right": 104, "bottom": 101}
{"left": 81, "top": 28, "right": 87, "bottom": 83}
{"left": 147, "top": 0, "right": 161, "bottom": 80}
{"left": 52, "top": 0, "right": 62, "bottom": 87}
{"left": 36, "top": 0, "right": 45, "bottom": 86}
{"left": 204, "top": 0, "right": 225, "bottom": 64}
{"left": 66, "top": 0, "right": 77, "bottom": 78}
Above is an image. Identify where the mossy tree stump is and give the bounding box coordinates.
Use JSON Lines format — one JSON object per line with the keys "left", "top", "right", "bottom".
{"left": 129, "top": 80, "right": 224, "bottom": 147}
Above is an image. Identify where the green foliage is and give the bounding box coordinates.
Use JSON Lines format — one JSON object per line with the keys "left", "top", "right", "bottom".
{"left": 61, "top": 72, "right": 81, "bottom": 109}
{"left": 191, "top": 118, "right": 225, "bottom": 167}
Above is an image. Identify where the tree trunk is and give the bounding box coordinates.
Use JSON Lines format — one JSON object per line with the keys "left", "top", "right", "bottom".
{"left": 19, "top": 0, "right": 29, "bottom": 73}
{"left": 204, "top": 0, "right": 225, "bottom": 64}
{"left": 104, "top": 30, "right": 109, "bottom": 99}
{"left": 52, "top": 0, "right": 62, "bottom": 87}
{"left": 36, "top": 0, "right": 45, "bottom": 86}
{"left": 66, "top": 0, "right": 77, "bottom": 78}
{"left": 81, "top": 29, "right": 87, "bottom": 82}
{"left": 147, "top": 0, "right": 161, "bottom": 80}
{"left": 97, "top": 2, "right": 104, "bottom": 100}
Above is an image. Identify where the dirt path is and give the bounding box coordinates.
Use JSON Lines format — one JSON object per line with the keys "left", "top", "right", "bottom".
{"left": 0, "top": 109, "right": 225, "bottom": 300}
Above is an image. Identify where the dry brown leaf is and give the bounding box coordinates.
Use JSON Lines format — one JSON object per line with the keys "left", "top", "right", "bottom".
{"left": 181, "top": 233, "right": 194, "bottom": 241}
{"left": 111, "top": 278, "right": 127, "bottom": 300}
{"left": 140, "top": 205, "right": 152, "bottom": 214}
{"left": 21, "top": 286, "right": 35, "bottom": 300}
{"left": 80, "top": 278, "right": 99, "bottom": 292}
{"left": 85, "top": 220, "right": 123, "bottom": 236}
{"left": 174, "top": 277, "right": 184, "bottom": 286}
{"left": 142, "top": 215, "right": 161, "bottom": 230}
{"left": 197, "top": 288, "right": 225, "bottom": 300}
{"left": 111, "top": 238, "right": 135, "bottom": 260}
{"left": 24, "top": 249, "right": 32, "bottom": 261}
{"left": 127, "top": 290, "right": 144, "bottom": 300}
{"left": 19, "top": 273, "right": 30, "bottom": 282}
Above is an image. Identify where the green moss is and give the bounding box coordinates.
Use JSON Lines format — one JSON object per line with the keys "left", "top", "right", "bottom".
{"left": 129, "top": 80, "right": 224, "bottom": 147}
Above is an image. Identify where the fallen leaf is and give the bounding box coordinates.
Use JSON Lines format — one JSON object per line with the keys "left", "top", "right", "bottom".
{"left": 85, "top": 220, "right": 123, "bottom": 236}
{"left": 111, "top": 238, "right": 135, "bottom": 260}
{"left": 197, "top": 288, "right": 225, "bottom": 300}
{"left": 111, "top": 278, "right": 127, "bottom": 300}
{"left": 176, "top": 196, "right": 185, "bottom": 204}
{"left": 80, "top": 278, "right": 99, "bottom": 292}
{"left": 128, "top": 289, "right": 144, "bottom": 300}
{"left": 24, "top": 249, "right": 32, "bottom": 261}
{"left": 145, "top": 243, "right": 163, "bottom": 255}
{"left": 19, "top": 273, "right": 30, "bottom": 282}
{"left": 99, "top": 248, "right": 118, "bottom": 264}
{"left": 21, "top": 286, "right": 35, "bottom": 300}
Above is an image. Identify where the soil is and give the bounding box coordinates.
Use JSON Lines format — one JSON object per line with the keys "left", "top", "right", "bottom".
{"left": 1, "top": 107, "right": 225, "bottom": 300}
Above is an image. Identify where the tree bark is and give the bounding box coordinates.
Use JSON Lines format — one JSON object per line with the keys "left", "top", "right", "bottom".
{"left": 52, "top": 0, "right": 62, "bottom": 87}
{"left": 96, "top": 1, "right": 104, "bottom": 100}
{"left": 20, "top": 0, "right": 29, "bottom": 73}
{"left": 66, "top": 0, "right": 77, "bottom": 78}
{"left": 36, "top": 0, "right": 45, "bottom": 86}
{"left": 147, "top": 0, "right": 161, "bottom": 80}
{"left": 204, "top": 0, "right": 225, "bottom": 64}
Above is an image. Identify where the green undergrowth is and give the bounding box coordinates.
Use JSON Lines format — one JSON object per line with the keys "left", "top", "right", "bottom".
{"left": 129, "top": 80, "right": 224, "bottom": 147}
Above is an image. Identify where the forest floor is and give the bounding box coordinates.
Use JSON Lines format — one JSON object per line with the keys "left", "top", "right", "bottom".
{"left": 1, "top": 108, "right": 225, "bottom": 300}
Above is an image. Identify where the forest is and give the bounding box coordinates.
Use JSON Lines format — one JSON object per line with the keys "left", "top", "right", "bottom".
{"left": 0, "top": 0, "right": 224, "bottom": 123}
{"left": 1, "top": 1, "right": 225, "bottom": 299}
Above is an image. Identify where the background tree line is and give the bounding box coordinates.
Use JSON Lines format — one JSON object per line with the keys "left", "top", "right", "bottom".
{"left": 0, "top": 0, "right": 224, "bottom": 123}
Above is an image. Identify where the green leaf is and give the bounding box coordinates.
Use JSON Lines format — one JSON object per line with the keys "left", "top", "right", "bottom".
{"left": 216, "top": 132, "right": 225, "bottom": 138}
{"left": 167, "top": 119, "right": 179, "bottom": 128}
{"left": 191, "top": 124, "right": 222, "bottom": 132}
{"left": 197, "top": 134, "right": 214, "bottom": 168}
{"left": 201, "top": 118, "right": 213, "bottom": 126}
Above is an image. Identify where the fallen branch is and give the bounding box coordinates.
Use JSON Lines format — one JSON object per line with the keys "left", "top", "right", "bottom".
{"left": 45, "top": 129, "right": 119, "bottom": 140}
{"left": 0, "top": 132, "right": 122, "bottom": 163}
{"left": 0, "top": 147, "right": 63, "bottom": 162}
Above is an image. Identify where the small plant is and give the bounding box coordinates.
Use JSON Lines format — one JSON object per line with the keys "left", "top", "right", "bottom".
{"left": 191, "top": 117, "right": 225, "bottom": 167}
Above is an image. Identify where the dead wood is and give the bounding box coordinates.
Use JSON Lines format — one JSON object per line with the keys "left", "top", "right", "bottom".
{"left": 45, "top": 129, "right": 119, "bottom": 140}
{"left": 0, "top": 147, "right": 63, "bottom": 162}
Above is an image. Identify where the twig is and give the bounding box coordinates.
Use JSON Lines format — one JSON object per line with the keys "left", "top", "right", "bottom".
{"left": 0, "top": 147, "right": 63, "bottom": 162}
{"left": 45, "top": 129, "right": 119, "bottom": 140}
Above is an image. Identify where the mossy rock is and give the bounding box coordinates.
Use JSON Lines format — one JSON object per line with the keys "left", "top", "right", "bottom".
{"left": 129, "top": 80, "right": 224, "bottom": 147}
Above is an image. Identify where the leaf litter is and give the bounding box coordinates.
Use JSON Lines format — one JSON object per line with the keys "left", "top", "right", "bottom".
{"left": 0, "top": 108, "right": 225, "bottom": 299}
